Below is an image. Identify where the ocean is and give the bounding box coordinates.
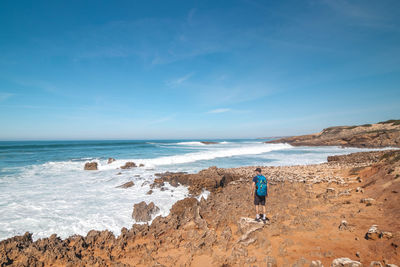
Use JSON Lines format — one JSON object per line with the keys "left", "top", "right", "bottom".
{"left": 0, "top": 139, "right": 384, "bottom": 241}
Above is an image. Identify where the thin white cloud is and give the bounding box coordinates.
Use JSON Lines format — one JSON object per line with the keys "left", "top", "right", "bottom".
{"left": 166, "top": 72, "right": 194, "bottom": 87}
{"left": 207, "top": 108, "right": 231, "bottom": 114}
{"left": 0, "top": 93, "right": 14, "bottom": 102}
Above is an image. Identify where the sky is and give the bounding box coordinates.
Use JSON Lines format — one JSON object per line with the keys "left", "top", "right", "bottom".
{"left": 0, "top": 0, "right": 400, "bottom": 140}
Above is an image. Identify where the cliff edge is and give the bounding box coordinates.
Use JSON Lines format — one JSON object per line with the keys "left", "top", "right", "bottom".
{"left": 266, "top": 120, "right": 400, "bottom": 148}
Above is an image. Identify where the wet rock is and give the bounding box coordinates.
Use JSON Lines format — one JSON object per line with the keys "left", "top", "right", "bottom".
{"left": 84, "top": 162, "right": 98, "bottom": 170}
{"left": 116, "top": 181, "right": 134, "bottom": 188}
{"left": 201, "top": 141, "right": 219, "bottom": 144}
{"left": 120, "top": 162, "right": 137, "bottom": 169}
{"left": 146, "top": 190, "right": 153, "bottom": 195}
{"left": 139, "top": 163, "right": 145, "bottom": 167}
{"left": 107, "top": 158, "right": 116, "bottom": 164}
{"left": 331, "top": 258, "right": 362, "bottom": 267}
{"left": 132, "top": 201, "right": 160, "bottom": 222}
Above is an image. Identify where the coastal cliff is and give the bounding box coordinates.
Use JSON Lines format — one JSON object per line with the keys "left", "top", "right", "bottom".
{"left": 266, "top": 120, "right": 400, "bottom": 148}
{"left": 1, "top": 150, "right": 399, "bottom": 266}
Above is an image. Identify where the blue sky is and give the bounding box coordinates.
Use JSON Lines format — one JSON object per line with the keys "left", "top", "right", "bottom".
{"left": 1, "top": 0, "right": 399, "bottom": 140}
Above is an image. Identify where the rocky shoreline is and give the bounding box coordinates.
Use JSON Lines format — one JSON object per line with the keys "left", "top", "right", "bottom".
{"left": 1, "top": 150, "right": 400, "bottom": 266}
{"left": 266, "top": 120, "right": 400, "bottom": 148}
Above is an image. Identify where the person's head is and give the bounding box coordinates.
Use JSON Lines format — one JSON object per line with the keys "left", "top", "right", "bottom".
{"left": 255, "top": 167, "right": 262, "bottom": 174}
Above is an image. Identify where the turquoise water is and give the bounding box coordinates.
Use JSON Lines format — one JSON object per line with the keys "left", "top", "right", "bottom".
{"left": 0, "top": 139, "right": 382, "bottom": 240}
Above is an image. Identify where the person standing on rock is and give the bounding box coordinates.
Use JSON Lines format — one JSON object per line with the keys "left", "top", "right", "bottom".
{"left": 252, "top": 167, "right": 268, "bottom": 222}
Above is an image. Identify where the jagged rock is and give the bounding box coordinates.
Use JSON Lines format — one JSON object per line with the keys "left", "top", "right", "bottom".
{"left": 121, "top": 162, "right": 137, "bottom": 169}
{"left": 370, "top": 262, "right": 382, "bottom": 267}
{"left": 339, "top": 220, "right": 349, "bottom": 231}
{"left": 237, "top": 217, "right": 264, "bottom": 234}
{"left": 380, "top": 231, "right": 393, "bottom": 239}
{"left": 116, "top": 181, "right": 134, "bottom": 188}
{"left": 84, "top": 162, "right": 98, "bottom": 170}
{"left": 132, "top": 201, "right": 160, "bottom": 222}
{"left": 365, "top": 225, "right": 380, "bottom": 240}
{"left": 356, "top": 187, "right": 364, "bottom": 193}
{"left": 331, "top": 258, "right": 363, "bottom": 267}
{"left": 310, "top": 260, "right": 324, "bottom": 267}
{"left": 107, "top": 158, "right": 116, "bottom": 164}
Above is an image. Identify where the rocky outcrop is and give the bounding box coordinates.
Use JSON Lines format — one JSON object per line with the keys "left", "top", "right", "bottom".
{"left": 116, "top": 181, "right": 134, "bottom": 188}
{"left": 267, "top": 120, "right": 400, "bottom": 148}
{"left": 200, "top": 141, "right": 219, "bottom": 145}
{"left": 84, "top": 162, "right": 98, "bottom": 170}
{"left": 107, "top": 158, "right": 116, "bottom": 164}
{"left": 327, "top": 151, "right": 389, "bottom": 164}
{"left": 151, "top": 166, "right": 239, "bottom": 195}
{"left": 132, "top": 201, "right": 160, "bottom": 222}
{"left": 120, "top": 162, "right": 136, "bottom": 169}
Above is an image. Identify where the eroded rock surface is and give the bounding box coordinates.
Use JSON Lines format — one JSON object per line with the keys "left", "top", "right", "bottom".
{"left": 132, "top": 201, "right": 160, "bottom": 222}
{"left": 120, "top": 162, "right": 137, "bottom": 169}
{"left": 84, "top": 162, "right": 98, "bottom": 170}
{"left": 267, "top": 120, "right": 400, "bottom": 148}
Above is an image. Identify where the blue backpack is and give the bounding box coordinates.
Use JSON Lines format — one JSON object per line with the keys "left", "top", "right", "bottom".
{"left": 256, "top": 175, "right": 268, "bottom": 196}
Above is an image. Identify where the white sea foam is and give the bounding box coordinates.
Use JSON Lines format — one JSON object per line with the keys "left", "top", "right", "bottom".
{"left": 97, "top": 143, "right": 292, "bottom": 170}
{"left": 175, "top": 141, "right": 207, "bottom": 146}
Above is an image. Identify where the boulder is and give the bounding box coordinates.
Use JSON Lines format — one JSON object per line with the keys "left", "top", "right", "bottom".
{"left": 84, "top": 162, "right": 98, "bottom": 170}
{"left": 331, "top": 258, "right": 363, "bottom": 267}
{"left": 121, "top": 162, "right": 137, "bottom": 169}
{"left": 360, "top": 198, "right": 375, "bottom": 205}
{"left": 139, "top": 163, "right": 145, "bottom": 167}
{"left": 132, "top": 201, "right": 160, "bottom": 222}
{"left": 365, "top": 225, "right": 380, "bottom": 240}
{"left": 116, "top": 181, "right": 134, "bottom": 189}
{"left": 107, "top": 158, "right": 116, "bottom": 164}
